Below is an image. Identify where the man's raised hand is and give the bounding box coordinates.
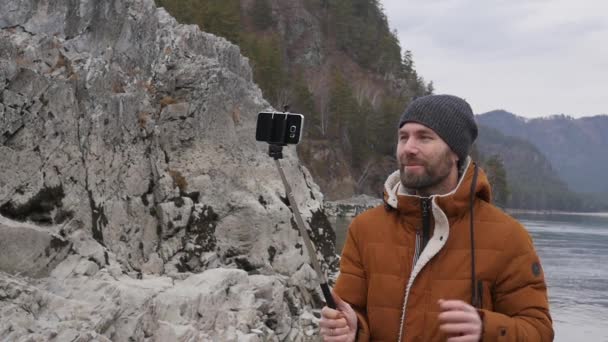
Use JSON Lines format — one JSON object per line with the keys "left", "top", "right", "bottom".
{"left": 319, "top": 290, "right": 357, "bottom": 342}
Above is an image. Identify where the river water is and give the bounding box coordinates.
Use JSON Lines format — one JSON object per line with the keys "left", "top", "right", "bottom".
{"left": 329, "top": 212, "right": 608, "bottom": 342}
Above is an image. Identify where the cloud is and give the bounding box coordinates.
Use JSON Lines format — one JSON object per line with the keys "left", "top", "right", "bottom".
{"left": 381, "top": 0, "right": 608, "bottom": 117}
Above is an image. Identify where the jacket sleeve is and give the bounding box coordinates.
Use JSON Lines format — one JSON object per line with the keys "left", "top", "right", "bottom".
{"left": 480, "top": 226, "right": 554, "bottom": 341}
{"left": 333, "top": 220, "right": 370, "bottom": 341}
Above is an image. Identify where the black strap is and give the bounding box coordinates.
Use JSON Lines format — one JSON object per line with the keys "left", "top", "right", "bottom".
{"left": 470, "top": 164, "right": 480, "bottom": 308}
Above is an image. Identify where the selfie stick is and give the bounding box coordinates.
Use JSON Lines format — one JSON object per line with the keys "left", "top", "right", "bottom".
{"left": 268, "top": 143, "right": 336, "bottom": 310}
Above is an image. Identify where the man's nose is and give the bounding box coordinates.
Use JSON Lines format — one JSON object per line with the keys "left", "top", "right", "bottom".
{"left": 402, "top": 138, "right": 420, "bottom": 154}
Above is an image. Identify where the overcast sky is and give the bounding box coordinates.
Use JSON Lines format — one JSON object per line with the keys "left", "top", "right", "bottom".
{"left": 381, "top": 0, "right": 608, "bottom": 118}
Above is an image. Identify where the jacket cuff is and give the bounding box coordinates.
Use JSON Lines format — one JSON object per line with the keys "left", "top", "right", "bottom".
{"left": 479, "top": 309, "right": 512, "bottom": 341}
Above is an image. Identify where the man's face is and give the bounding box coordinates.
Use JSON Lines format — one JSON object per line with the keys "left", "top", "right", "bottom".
{"left": 397, "top": 122, "right": 458, "bottom": 192}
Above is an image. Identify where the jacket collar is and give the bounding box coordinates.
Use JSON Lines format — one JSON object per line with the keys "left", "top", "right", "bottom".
{"left": 383, "top": 157, "right": 492, "bottom": 219}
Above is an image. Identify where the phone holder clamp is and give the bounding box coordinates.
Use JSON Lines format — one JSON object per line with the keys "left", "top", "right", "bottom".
{"left": 268, "top": 144, "right": 285, "bottom": 160}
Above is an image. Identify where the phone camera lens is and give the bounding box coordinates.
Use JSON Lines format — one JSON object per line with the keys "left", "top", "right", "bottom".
{"left": 290, "top": 125, "right": 296, "bottom": 132}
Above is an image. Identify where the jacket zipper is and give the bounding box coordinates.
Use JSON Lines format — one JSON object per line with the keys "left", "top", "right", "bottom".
{"left": 399, "top": 198, "right": 432, "bottom": 341}
{"left": 421, "top": 197, "right": 432, "bottom": 252}
{"left": 400, "top": 230, "right": 421, "bottom": 341}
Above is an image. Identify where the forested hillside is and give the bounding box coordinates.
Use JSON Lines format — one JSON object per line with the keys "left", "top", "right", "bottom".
{"left": 154, "top": 0, "right": 432, "bottom": 199}
{"left": 478, "top": 111, "right": 608, "bottom": 195}
{"left": 477, "top": 111, "right": 608, "bottom": 211}
{"left": 475, "top": 125, "right": 608, "bottom": 211}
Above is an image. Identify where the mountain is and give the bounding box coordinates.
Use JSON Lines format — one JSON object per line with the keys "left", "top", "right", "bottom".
{"left": 478, "top": 110, "right": 608, "bottom": 195}
{"left": 474, "top": 125, "right": 603, "bottom": 211}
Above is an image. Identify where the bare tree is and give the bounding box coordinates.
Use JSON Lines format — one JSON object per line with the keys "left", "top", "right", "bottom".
{"left": 318, "top": 93, "right": 330, "bottom": 137}
{"left": 310, "top": 73, "right": 331, "bottom": 137}
{"left": 356, "top": 159, "right": 375, "bottom": 192}
{"left": 276, "top": 87, "right": 293, "bottom": 111}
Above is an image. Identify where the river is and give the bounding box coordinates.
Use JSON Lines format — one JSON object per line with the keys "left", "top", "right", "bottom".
{"left": 329, "top": 212, "right": 608, "bottom": 342}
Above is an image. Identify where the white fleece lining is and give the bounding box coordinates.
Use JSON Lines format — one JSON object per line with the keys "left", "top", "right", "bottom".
{"left": 395, "top": 158, "right": 472, "bottom": 341}
{"left": 384, "top": 170, "right": 401, "bottom": 208}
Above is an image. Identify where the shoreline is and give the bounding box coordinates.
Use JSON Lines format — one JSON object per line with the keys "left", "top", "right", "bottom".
{"left": 506, "top": 209, "right": 608, "bottom": 217}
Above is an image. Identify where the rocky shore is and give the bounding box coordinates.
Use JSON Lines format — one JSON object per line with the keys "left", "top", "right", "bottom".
{"left": 324, "top": 195, "right": 383, "bottom": 217}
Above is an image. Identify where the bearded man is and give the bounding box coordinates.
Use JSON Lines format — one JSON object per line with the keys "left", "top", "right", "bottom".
{"left": 319, "top": 95, "right": 553, "bottom": 341}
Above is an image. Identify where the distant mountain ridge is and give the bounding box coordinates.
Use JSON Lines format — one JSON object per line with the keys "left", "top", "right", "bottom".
{"left": 475, "top": 125, "right": 593, "bottom": 211}
{"left": 477, "top": 110, "right": 608, "bottom": 195}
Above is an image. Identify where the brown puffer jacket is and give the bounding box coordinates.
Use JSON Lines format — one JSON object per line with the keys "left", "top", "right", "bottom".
{"left": 334, "top": 159, "right": 553, "bottom": 341}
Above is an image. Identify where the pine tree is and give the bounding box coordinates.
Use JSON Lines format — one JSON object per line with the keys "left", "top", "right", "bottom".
{"left": 290, "top": 74, "right": 318, "bottom": 136}
{"left": 241, "top": 34, "right": 286, "bottom": 107}
{"left": 328, "top": 71, "right": 357, "bottom": 139}
{"left": 484, "top": 155, "right": 510, "bottom": 207}
{"left": 155, "top": 0, "right": 241, "bottom": 43}
{"left": 370, "top": 96, "right": 404, "bottom": 155}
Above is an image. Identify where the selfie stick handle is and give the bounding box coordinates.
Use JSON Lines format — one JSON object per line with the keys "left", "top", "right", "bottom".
{"left": 273, "top": 156, "right": 336, "bottom": 309}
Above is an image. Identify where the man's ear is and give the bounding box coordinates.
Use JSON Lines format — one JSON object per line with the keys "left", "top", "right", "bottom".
{"left": 453, "top": 152, "right": 461, "bottom": 172}
{"left": 451, "top": 151, "right": 459, "bottom": 165}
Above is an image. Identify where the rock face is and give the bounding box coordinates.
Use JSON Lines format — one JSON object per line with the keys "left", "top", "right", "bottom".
{"left": 0, "top": 216, "right": 72, "bottom": 278}
{"left": 0, "top": 0, "right": 338, "bottom": 340}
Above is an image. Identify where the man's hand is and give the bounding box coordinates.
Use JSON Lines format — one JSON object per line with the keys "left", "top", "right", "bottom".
{"left": 438, "top": 299, "right": 482, "bottom": 342}
{"left": 319, "top": 290, "right": 357, "bottom": 342}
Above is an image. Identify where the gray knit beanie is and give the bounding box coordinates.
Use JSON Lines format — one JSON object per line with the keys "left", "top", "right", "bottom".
{"left": 398, "top": 94, "right": 478, "bottom": 161}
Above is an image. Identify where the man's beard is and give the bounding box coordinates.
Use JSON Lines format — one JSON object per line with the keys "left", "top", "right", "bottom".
{"left": 399, "top": 149, "right": 455, "bottom": 191}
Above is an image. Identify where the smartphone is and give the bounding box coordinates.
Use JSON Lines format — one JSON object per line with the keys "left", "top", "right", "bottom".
{"left": 255, "top": 112, "right": 304, "bottom": 145}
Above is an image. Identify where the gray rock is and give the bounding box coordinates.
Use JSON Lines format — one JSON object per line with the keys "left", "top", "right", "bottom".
{"left": 158, "top": 197, "right": 193, "bottom": 239}
{"left": 0, "top": 0, "right": 337, "bottom": 340}
{"left": 0, "top": 216, "right": 71, "bottom": 278}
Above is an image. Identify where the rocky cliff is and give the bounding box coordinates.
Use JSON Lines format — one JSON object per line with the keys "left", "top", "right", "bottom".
{"left": 0, "top": 0, "right": 338, "bottom": 340}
